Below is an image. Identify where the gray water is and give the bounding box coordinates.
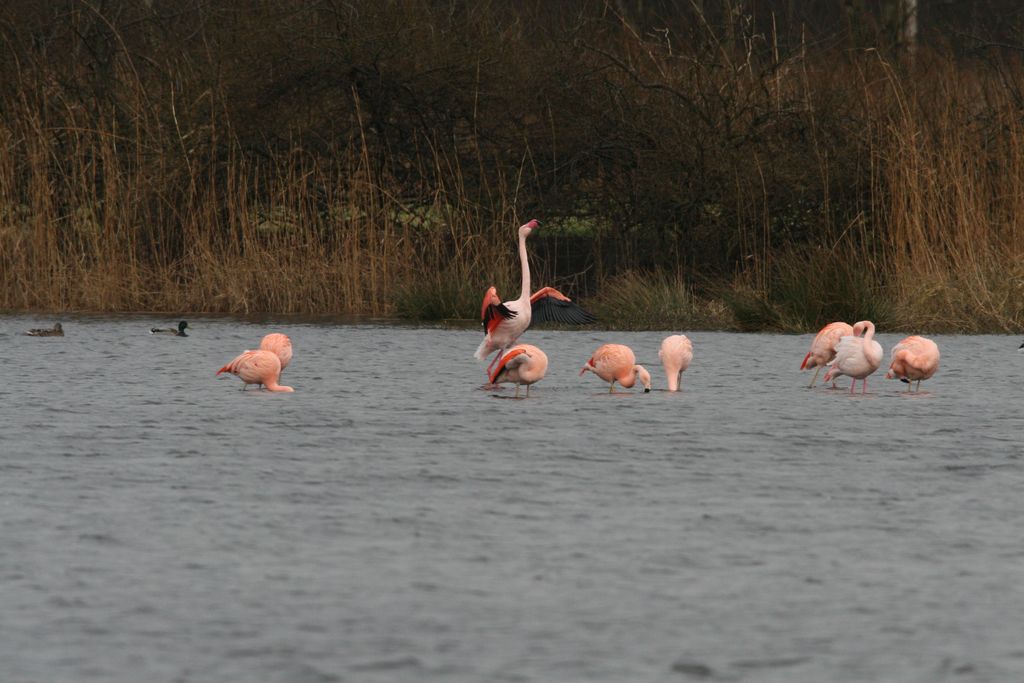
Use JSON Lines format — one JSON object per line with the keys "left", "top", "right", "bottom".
{"left": 2, "top": 315, "right": 1023, "bottom": 683}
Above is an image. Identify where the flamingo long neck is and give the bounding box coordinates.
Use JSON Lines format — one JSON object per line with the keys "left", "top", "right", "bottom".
{"left": 517, "top": 230, "right": 531, "bottom": 303}
{"left": 862, "top": 322, "right": 876, "bottom": 345}
{"left": 667, "top": 370, "right": 680, "bottom": 392}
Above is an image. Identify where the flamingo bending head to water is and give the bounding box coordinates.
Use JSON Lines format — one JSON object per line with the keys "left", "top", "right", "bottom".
{"left": 659, "top": 335, "right": 693, "bottom": 392}
{"left": 823, "top": 320, "right": 883, "bottom": 394}
{"left": 260, "top": 333, "right": 293, "bottom": 371}
{"left": 476, "top": 219, "right": 594, "bottom": 376}
{"left": 216, "top": 350, "right": 293, "bottom": 392}
{"left": 488, "top": 343, "right": 548, "bottom": 398}
{"left": 801, "top": 321, "right": 854, "bottom": 388}
{"left": 885, "top": 335, "right": 939, "bottom": 392}
{"left": 580, "top": 343, "right": 651, "bottom": 393}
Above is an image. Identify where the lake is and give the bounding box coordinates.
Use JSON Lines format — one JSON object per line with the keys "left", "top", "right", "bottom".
{"left": 2, "top": 315, "right": 1022, "bottom": 682}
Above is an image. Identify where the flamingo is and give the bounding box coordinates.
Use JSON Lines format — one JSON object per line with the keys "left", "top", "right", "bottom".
{"left": 885, "top": 335, "right": 940, "bottom": 392}
{"left": 216, "top": 350, "right": 294, "bottom": 392}
{"left": 260, "top": 333, "right": 293, "bottom": 372}
{"left": 476, "top": 219, "right": 594, "bottom": 375}
{"left": 659, "top": 335, "right": 693, "bottom": 392}
{"left": 580, "top": 343, "right": 651, "bottom": 393}
{"left": 801, "top": 321, "right": 854, "bottom": 388}
{"left": 151, "top": 321, "right": 189, "bottom": 336}
{"left": 25, "top": 322, "right": 63, "bottom": 337}
{"left": 823, "top": 320, "right": 883, "bottom": 394}
{"left": 488, "top": 343, "right": 549, "bottom": 398}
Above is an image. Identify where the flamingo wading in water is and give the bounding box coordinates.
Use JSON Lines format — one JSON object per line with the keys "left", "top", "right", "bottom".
{"left": 823, "top": 320, "right": 883, "bottom": 394}
{"left": 885, "top": 335, "right": 939, "bottom": 392}
{"left": 580, "top": 343, "right": 651, "bottom": 393}
{"left": 476, "top": 219, "right": 594, "bottom": 375}
{"left": 260, "top": 333, "right": 293, "bottom": 372}
{"left": 659, "top": 335, "right": 693, "bottom": 392}
{"left": 256, "top": 332, "right": 294, "bottom": 390}
{"left": 801, "top": 321, "right": 854, "bottom": 388}
{"left": 488, "top": 344, "right": 549, "bottom": 398}
{"left": 216, "top": 350, "right": 294, "bottom": 392}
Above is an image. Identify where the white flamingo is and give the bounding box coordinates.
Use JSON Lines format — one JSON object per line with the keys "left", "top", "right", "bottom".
{"left": 659, "top": 335, "right": 693, "bottom": 392}
{"left": 823, "top": 320, "right": 883, "bottom": 394}
{"left": 475, "top": 219, "right": 593, "bottom": 375}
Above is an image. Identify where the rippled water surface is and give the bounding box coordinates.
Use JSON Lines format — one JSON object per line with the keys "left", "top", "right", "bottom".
{"left": 3, "top": 315, "right": 1023, "bottom": 683}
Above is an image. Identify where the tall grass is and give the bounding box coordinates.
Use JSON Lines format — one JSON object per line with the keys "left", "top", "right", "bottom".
{"left": 2, "top": 2, "right": 1024, "bottom": 332}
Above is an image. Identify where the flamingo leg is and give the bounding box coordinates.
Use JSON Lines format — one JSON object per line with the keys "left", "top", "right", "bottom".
{"left": 862, "top": 379, "right": 868, "bottom": 394}
{"left": 808, "top": 366, "right": 821, "bottom": 388}
{"left": 916, "top": 380, "right": 921, "bottom": 392}
{"left": 526, "top": 384, "right": 531, "bottom": 398}
{"left": 849, "top": 379, "right": 855, "bottom": 394}
{"left": 608, "top": 381, "right": 615, "bottom": 393}
{"left": 515, "top": 384, "right": 521, "bottom": 399}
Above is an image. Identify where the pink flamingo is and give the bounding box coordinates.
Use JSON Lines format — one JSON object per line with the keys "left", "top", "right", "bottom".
{"left": 580, "top": 343, "right": 651, "bottom": 393}
{"left": 659, "top": 335, "right": 693, "bottom": 392}
{"left": 885, "top": 335, "right": 940, "bottom": 392}
{"left": 488, "top": 343, "right": 549, "bottom": 398}
{"left": 260, "top": 333, "right": 293, "bottom": 373}
{"left": 476, "top": 219, "right": 593, "bottom": 375}
{"left": 823, "top": 320, "right": 883, "bottom": 394}
{"left": 801, "top": 321, "right": 854, "bottom": 388}
{"left": 216, "top": 350, "right": 294, "bottom": 392}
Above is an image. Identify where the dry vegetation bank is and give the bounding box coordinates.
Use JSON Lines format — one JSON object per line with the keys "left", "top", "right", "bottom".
{"left": 1, "top": 1, "right": 1023, "bottom": 331}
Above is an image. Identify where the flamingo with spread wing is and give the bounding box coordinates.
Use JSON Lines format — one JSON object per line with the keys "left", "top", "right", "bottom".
{"left": 476, "top": 219, "right": 594, "bottom": 374}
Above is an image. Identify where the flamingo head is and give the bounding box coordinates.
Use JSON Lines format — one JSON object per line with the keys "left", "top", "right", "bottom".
{"left": 636, "top": 365, "right": 652, "bottom": 393}
{"left": 518, "top": 219, "right": 539, "bottom": 237}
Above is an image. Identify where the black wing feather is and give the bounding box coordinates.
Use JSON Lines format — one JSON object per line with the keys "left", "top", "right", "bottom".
{"left": 529, "top": 296, "right": 596, "bottom": 326}
{"left": 482, "top": 302, "right": 517, "bottom": 330}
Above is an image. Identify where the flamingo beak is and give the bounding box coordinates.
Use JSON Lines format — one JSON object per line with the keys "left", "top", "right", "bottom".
{"left": 643, "top": 387, "right": 651, "bottom": 393}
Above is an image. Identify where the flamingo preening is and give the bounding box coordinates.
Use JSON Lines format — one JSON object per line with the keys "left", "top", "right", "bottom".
{"left": 488, "top": 343, "right": 549, "bottom": 398}
{"left": 801, "top": 321, "right": 854, "bottom": 388}
{"left": 216, "top": 349, "right": 294, "bottom": 392}
{"left": 475, "top": 219, "right": 594, "bottom": 375}
{"left": 823, "top": 320, "right": 883, "bottom": 394}
{"left": 659, "top": 335, "right": 693, "bottom": 392}
{"left": 885, "top": 335, "right": 939, "bottom": 391}
{"left": 580, "top": 343, "right": 651, "bottom": 393}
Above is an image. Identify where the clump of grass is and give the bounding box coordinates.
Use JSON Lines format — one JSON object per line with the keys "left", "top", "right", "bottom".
{"left": 391, "top": 264, "right": 488, "bottom": 320}
{"left": 587, "top": 271, "right": 731, "bottom": 330}
{"left": 720, "top": 283, "right": 784, "bottom": 332}
{"left": 770, "top": 248, "right": 895, "bottom": 331}
{"left": 721, "top": 247, "right": 895, "bottom": 332}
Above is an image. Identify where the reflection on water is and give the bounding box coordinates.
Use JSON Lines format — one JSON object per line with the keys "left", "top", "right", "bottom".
{"left": 2, "top": 315, "right": 1023, "bottom": 682}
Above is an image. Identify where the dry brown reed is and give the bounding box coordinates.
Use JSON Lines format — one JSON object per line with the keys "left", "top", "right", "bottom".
{"left": 2, "top": 2, "right": 1023, "bottom": 332}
